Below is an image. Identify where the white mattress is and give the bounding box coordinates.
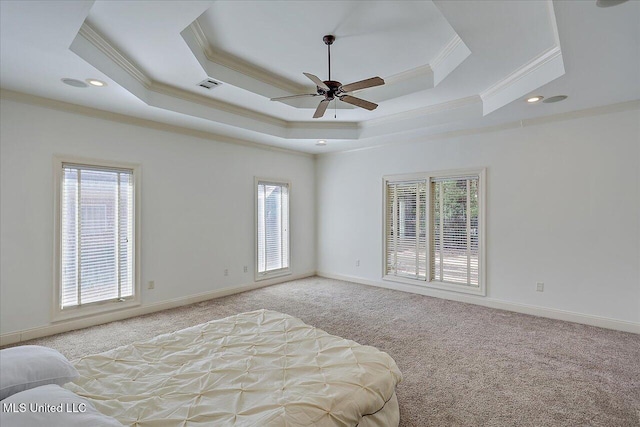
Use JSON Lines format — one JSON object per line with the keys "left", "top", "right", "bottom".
{"left": 66, "top": 309, "right": 402, "bottom": 426}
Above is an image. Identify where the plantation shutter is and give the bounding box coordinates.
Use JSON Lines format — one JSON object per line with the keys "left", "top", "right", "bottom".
{"left": 385, "top": 180, "right": 427, "bottom": 280}
{"left": 431, "top": 176, "right": 479, "bottom": 286}
{"left": 257, "top": 181, "right": 289, "bottom": 274}
{"left": 61, "top": 164, "right": 134, "bottom": 308}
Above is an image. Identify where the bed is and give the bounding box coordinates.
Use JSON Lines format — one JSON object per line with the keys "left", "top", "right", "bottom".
{"left": 65, "top": 309, "right": 403, "bottom": 426}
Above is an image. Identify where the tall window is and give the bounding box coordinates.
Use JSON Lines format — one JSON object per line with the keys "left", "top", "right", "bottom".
{"left": 384, "top": 169, "right": 485, "bottom": 295}
{"left": 256, "top": 179, "right": 290, "bottom": 279}
{"left": 385, "top": 180, "right": 427, "bottom": 280}
{"left": 55, "top": 160, "right": 139, "bottom": 318}
{"left": 431, "top": 176, "right": 479, "bottom": 286}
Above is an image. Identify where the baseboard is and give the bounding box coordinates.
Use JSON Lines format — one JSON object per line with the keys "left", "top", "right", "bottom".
{"left": 317, "top": 272, "right": 640, "bottom": 334}
{"left": 0, "top": 271, "right": 316, "bottom": 347}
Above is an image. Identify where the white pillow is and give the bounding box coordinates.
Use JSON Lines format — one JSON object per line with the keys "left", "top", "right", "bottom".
{"left": 0, "top": 384, "right": 122, "bottom": 426}
{"left": 0, "top": 345, "right": 78, "bottom": 400}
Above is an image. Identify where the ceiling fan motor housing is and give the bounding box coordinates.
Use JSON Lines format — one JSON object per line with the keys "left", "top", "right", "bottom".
{"left": 319, "top": 80, "right": 343, "bottom": 100}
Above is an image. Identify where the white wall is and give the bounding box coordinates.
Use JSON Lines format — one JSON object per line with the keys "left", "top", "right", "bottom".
{"left": 317, "top": 108, "right": 640, "bottom": 325}
{"left": 0, "top": 98, "right": 316, "bottom": 335}
{"left": 1, "top": 97, "right": 638, "bottom": 336}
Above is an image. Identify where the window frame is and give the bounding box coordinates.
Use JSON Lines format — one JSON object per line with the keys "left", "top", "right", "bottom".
{"left": 52, "top": 156, "right": 141, "bottom": 321}
{"left": 382, "top": 168, "right": 486, "bottom": 296}
{"left": 254, "top": 177, "right": 291, "bottom": 282}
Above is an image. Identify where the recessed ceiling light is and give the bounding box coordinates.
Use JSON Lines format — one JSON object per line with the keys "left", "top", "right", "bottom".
{"left": 526, "top": 96, "right": 544, "bottom": 103}
{"left": 61, "top": 78, "right": 88, "bottom": 88}
{"left": 596, "top": 0, "right": 629, "bottom": 7}
{"left": 543, "top": 95, "right": 568, "bottom": 103}
{"left": 316, "top": 140, "right": 327, "bottom": 146}
{"left": 86, "top": 79, "right": 107, "bottom": 87}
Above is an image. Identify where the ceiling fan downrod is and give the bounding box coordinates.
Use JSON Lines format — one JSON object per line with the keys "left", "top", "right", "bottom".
{"left": 323, "top": 35, "right": 335, "bottom": 81}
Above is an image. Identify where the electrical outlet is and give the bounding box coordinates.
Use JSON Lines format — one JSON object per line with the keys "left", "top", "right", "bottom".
{"left": 356, "top": 259, "right": 360, "bottom": 267}
{"left": 536, "top": 282, "right": 544, "bottom": 292}
{"left": 243, "top": 266, "right": 248, "bottom": 273}
{"left": 224, "top": 269, "right": 229, "bottom": 276}
{"left": 147, "top": 280, "right": 155, "bottom": 290}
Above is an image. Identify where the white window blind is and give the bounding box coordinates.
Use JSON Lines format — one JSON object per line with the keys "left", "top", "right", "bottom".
{"left": 385, "top": 180, "right": 427, "bottom": 280}
{"left": 257, "top": 181, "right": 289, "bottom": 275}
{"left": 60, "top": 163, "right": 134, "bottom": 309}
{"left": 384, "top": 170, "right": 484, "bottom": 295}
{"left": 431, "top": 176, "right": 479, "bottom": 286}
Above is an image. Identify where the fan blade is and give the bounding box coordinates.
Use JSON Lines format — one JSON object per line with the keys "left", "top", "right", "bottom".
{"left": 339, "top": 95, "right": 378, "bottom": 111}
{"left": 313, "top": 99, "right": 330, "bottom": 118}
{"left": 271, "top": 94, "right": 319, "bottom": 101}
{"left": 303, "top": 72, "right": 330, "bottom": 91}
{"left": 340, "top": 76, "right": 385, "bottom": 93}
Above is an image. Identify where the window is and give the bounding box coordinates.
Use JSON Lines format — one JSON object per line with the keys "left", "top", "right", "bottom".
{"left": 431, "top": 176, "right": 480, "bottom": 286}
{"left": 384, "top": 169, "right": 485, "bottom": 295}
{"left": 385, "top": 180, "right": 427, "bottom": 280}
{"left": 256, "top": 179, "right": 290, "bottom": 280}
{"left": 54, "top": 159, "right": 140, "bottom": 319}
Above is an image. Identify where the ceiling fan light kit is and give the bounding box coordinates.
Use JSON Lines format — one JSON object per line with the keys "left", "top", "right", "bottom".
{"left": 271, "top": 35, "right": 385, "bottom": 118}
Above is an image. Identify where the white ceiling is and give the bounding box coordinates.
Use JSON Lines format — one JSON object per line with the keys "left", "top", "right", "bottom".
{"left": 199, "top": 1, "right": 456, "bottom": 87}
{"left": 1, "top": 0, "right": 638, "bottom": 154}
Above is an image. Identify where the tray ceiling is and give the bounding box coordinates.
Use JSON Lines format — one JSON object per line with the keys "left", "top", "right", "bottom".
{"left": 1, "top": 0, "right": 638, "bottom": 153}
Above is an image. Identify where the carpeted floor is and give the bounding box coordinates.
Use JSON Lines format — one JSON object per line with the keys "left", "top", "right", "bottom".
{"left": 7, "top": 277, "right": 640, "bottom": 426}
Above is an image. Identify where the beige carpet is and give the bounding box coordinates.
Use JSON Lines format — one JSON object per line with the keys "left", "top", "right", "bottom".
{"left": 6, "top": 277, "right": 640, "bottom": 426}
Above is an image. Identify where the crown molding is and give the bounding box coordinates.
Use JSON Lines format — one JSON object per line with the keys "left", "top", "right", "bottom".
{"left": 431, "top": 34, "right": 464, "bottom": 71}
{"left": 285, "top": 120, "right": 358, "bottom": 131}
{"left": 72, "top": 22, "right": 474, "bottom": 140}
{"left": 188, "top": 18, "right": 211, "bottom": 57}
{"left": 150, "top": 81, "right": 287, "bottom": 128}
{"left": 0, "top": 89, "right": 314, "bottom": 158}
{"left": 480, "top": 44, "right": 564, "bottom": 114}
{"left": 430, "top": 33, "right": 472, "bottom": 86}
{"left": 189, "top": 18, "right": 435, "bottom": 104}
{"left": 188, "top": 21, "right": 472, "bottom": 106}
{"left": 76, "top": 23, "right": 357, "bottom": 138}
{"left": 383, "top": 64, "right": 433, "bottom": 86}
{"left": 285, "top": 120, "right": 359, "bottom": 140}
{"left": 78, "top": 23, "right": 288, "bottom": 129}
{"left": 363, "top": 95, "right": 481, "bottom": 128}
{"left": 480, "top": 46, "right": 562, "bottom": 101}
{"left": 320, "top": 99, "right": 640, "bottom": 157}
{"left": 68, "top": 22, "right": 565, "bottom": 144}
{"left": 5, "top": 90, "right": 635, "bottom": 158}
{"left": 188, "top": 21, "right": 307, "bottom": 95}
{"left": 79, "top": 23, "right": 151, "bottom": 88}
{"left": 358, "top": 95, "right": 483, "bottom": 139}
{"left": 364, "top": 35, "right": 467, "bottom": 88}
{"left": 545, "top": 0, "right": 561, "bottom": 47}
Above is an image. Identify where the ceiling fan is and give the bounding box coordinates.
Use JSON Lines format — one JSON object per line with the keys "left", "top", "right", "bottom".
{"left": 270, "top": 35, "right": 385, "bottom": 119}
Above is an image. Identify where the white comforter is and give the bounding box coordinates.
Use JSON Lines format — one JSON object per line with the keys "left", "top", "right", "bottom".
{"left": 66, "top": 309, "right": 402, "bottom": 426}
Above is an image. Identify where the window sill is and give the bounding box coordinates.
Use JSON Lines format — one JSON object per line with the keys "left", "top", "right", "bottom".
{"left": 52, "top": 298, "right": 141, "bottom": 323}
{"left": 255, "top": 269, "right": 291, "bottom": 282}
{"left": 383, "top": 275, "right": 486, "bottom": 296}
